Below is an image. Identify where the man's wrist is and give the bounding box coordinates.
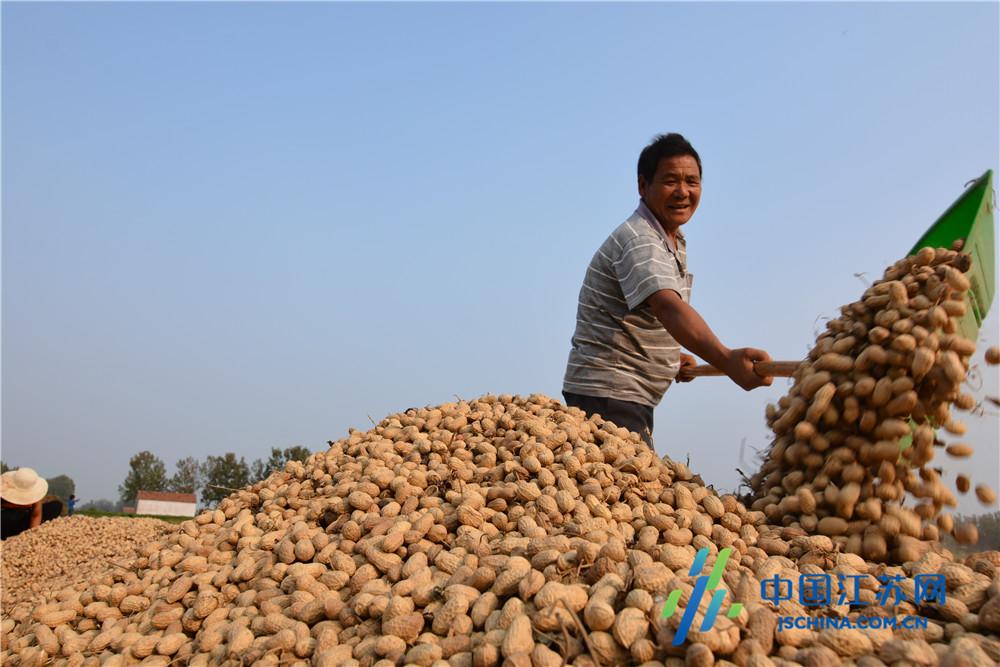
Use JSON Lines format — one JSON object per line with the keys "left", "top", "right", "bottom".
{"left": 705, "top": 346, "right": 733, "bottom": 373}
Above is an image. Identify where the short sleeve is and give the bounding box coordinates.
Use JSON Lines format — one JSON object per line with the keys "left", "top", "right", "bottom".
{"left": 614, "top": 236, "right": 685, "bottom": 311}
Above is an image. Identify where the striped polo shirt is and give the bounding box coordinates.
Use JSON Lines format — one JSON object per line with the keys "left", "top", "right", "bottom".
{"left": 563, "top": 202, "right": 693, "bottom": 407}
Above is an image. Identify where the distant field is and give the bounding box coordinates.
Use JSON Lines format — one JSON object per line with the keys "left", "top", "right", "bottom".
{"left": 76, "top": 509, "right": 189, "bottom": 524}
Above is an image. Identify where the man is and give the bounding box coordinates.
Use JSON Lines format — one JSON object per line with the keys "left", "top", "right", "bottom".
{"left": 563, "top": 133, "right": 773, "bottom": 446}
{"left": 1, "top": 467, "right": 49, "bottom": 539}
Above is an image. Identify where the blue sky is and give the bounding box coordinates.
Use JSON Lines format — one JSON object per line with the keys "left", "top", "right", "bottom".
{"left": 3, "top": 2, "right": 998, "bottom": 513}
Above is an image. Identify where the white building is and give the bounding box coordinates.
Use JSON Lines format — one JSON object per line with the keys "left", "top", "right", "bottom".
{"left": 135, "top": 490, "right": 197, "bottom": 517}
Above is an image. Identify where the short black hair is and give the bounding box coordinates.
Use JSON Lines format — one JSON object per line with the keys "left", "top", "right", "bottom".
{"left": 637, "top": 133, "right": 702, "bottom": 183}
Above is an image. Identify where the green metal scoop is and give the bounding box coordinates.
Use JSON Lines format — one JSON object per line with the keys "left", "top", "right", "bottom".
{"left": 899, "top": 170, "right": 995, "bottom": 451}
{"left": 908, "top": 170, "right": 995, "bottom": 340}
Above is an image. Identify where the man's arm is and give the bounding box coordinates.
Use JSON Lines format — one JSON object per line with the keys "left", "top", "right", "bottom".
{"left": 646, "top": 289, "right": 772, "bottom": 390}
{"left": 29, "top": 500, "right": 42, "bottom": 529}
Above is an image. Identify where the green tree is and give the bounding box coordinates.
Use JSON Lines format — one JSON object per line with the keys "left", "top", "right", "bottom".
{"left": 967, "top": 511, "right": 1000, "bottom": 550}
{"left": 46, "top": 474, "right": 76, "bottom": 505}
{"left": 168, "top": 457, "right": 202, "bottom": 495}
{"left": 79, "top": 498, "right": 118, "bottom": 513}
{"left": 118, "top": 451, "right": 168, "bottom": 505}
{"left": 944, "top": 511, "right": 1000, "bottom": 554}
{"left": 284, "top": 445, "right": 312, "bottom": 464}
{"left": 201, "top": 453, "right": 251, "bottom": 506}
{"left": 250, "top": 446, "right": 312, "bottom": 482}
{"left": 250, "top": 448, "right": 280, "bottom": 482}
{"left": 1, "top": 461, "right": 11, "bottom": 474}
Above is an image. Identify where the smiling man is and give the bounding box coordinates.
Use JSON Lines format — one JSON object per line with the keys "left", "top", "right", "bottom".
{"left": 563, "top": 133, "right": 773, "bottom": 446}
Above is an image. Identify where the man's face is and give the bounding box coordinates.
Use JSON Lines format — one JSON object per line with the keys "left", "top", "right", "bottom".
{"left": 638, "top": 155, "right": 702, "bottom": 229}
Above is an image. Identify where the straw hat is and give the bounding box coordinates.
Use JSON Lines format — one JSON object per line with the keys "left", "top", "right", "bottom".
{"left": 0, "top": 467, "right": 48, "bottom": 505}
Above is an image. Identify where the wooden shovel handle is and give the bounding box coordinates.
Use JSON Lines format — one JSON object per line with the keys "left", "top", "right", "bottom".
{"left": 682, "top": 360, "right": 803, "bottom": 379}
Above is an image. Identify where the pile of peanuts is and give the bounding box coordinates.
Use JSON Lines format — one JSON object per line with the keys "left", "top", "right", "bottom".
{"left": 2, "top": 388, "right": 999, "bottom": 666}
{"left": 749, "top": 245, "right": 998, "bottom": 565}
{"left": 1, "top": 516, "right": 175, "bottom": 612}
{"left": 1, "top": 245, "right": 998, "bottom": 666}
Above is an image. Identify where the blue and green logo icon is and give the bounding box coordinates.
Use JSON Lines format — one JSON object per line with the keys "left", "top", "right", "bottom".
{"left": 661, "top": 546, "right": 743, "bottom": 646}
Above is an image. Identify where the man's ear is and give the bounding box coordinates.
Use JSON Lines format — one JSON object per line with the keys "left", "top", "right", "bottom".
{"left": 638, "top": 174, "right": 648, "bottom": 198}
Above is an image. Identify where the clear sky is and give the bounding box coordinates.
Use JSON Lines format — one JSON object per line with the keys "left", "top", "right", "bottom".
{"left": 3, "top": 2, "right": 998, "bottom": 514}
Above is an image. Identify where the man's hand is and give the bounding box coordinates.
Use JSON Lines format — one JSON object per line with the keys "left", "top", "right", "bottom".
{"left": 722, "top": 347, "right": 774, "bottom": 391}
{"left": 676, "top": 353, "right": 697, "bottom": 382}
{"left": 647, "top": 290, "right": 774, "bottom": 391}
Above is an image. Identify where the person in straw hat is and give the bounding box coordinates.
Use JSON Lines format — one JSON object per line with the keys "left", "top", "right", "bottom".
{"left": 1, "top": 467, "right": 50, "bottom": 539}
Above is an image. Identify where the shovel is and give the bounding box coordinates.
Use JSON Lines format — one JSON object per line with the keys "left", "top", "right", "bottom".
{"left": 680, "top": 360, "right": 802, "bottom": 380}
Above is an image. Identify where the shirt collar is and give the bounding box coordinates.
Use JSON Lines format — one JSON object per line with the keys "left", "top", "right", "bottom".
{"left": 636, "top": 200, "right": 685, "bottom": 248}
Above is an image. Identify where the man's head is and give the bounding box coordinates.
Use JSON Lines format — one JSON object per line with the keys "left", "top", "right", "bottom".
{"left": 637, "top": 133, "right": 702, "bottom": 230}
{"left": 0, "top": 467, "right": 48, "bottom": 507}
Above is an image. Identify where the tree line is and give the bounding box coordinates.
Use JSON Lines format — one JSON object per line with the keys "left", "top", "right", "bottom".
{"left": 2, "top": 447, "right": 312, "bottom": 511}
{"left": 117, "top": 446, "right": 312, "bottom": 507}
{"left": 947, "top": 510, "right": 1000, "bottom": 553}
{"left": 4, "top": 447, "right": 312, "bottom": 510}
